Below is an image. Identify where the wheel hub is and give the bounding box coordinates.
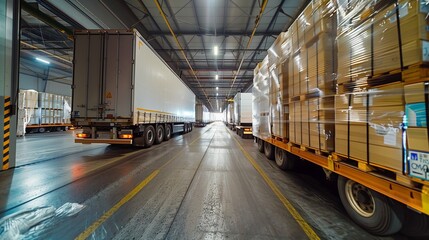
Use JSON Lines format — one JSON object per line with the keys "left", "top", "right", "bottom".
{"left": 345, "top": 180, "right": 375, "bottom": 217}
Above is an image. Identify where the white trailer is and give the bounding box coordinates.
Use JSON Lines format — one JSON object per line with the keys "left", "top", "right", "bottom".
{"left": 195, "top": 102, "right": 209, "bottom": 127}
{"left": 233, "top": 92, "right": 252, "bottom": 138}
{"left": 72, "top": 29, "right": 195, "bottom": 146}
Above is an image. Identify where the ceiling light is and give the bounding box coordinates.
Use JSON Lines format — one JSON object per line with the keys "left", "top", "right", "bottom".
{"left": 214, "top": 45, "right": 218, "bottom": 55}
{"left": 216, "top": 93, "right": 218, "bottom": 96}
{"left": 215, "top": 74, "right": 218, "bottom": 80}
{"left": 36, "top": 57, "right": 50, "bottom": 64}
{"left": 216, "top": 87, "right": 219, "bottom": 90}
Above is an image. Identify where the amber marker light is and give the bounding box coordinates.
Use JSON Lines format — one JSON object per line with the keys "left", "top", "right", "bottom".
{"left": 119, "top": 134, "right": 133, "bottom": 139}
{"left": 76, "top": 133, "right": 90, "bottom": 138}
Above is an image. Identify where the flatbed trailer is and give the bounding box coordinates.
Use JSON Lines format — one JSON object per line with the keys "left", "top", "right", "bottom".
{"left": 253, "top": 0, "right": 429, "bottom": 237}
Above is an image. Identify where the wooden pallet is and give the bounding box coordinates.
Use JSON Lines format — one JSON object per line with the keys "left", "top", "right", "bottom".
{"left": 402, "top": 63, "right": 429, "bottom": 84}
{"left": 339, "top": 63, "right": 429, "bottom": 93}
{"left": 288, "top": 142, "right": 331, "bottom": 157}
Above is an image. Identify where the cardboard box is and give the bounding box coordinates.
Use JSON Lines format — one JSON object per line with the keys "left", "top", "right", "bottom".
{"left": 399, "top": 0, "right": 429, "bottom": 44}
{"left": 369, "top": 144, "right": 403, "bottom": 172}
{"left": 373, "top": 3, "right": 401, "bottom": 75}
{"left": 336, "top": 19, "right": 372, "bottom": 84}
{"left": 402, "top": 40, "right": 429, "bottom": 66}
{"left": 407, "top": 127, "right": 429, "bottom": 152}
{"left": 404, "top": 82, "right": 426, "bottom": 103}
{"left": 368, "top": 82, "right": 404, "bottom": 107}
{"left": 368, "top": 124, "right": 402, "bottom": 149}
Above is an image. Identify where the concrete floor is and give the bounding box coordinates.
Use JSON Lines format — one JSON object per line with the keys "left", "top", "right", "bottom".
{"left": 0, "top": 123, "right": 407, "bottom": 239}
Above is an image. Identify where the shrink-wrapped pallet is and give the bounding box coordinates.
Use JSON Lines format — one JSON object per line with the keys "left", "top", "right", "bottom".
{"left": 336, "top": 0, "right": 429, "bottom": 85}
{"left": 334, "top": 82, "right": 404, "bottom": 171}
{"left": 268, "top": 32, "right": 291, "bottom": 139}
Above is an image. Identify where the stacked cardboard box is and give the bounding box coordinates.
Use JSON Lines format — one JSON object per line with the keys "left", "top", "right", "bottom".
{"left": 287, "top": 0, "right": 337, "bottom": 151}
{"left": 404, "top": 82, "right": 429, "bottom": 180}
{"left": 252, "top": 58, "right": 271, "bottom": 139}
{"left": 335, "top": 82, "right": 404, "bottom": 171}
{"left": 337, "top": 0, "right": 429, "bottom": 84}
{"left": 268, "top": 32, "right": 290, "bottom": 139}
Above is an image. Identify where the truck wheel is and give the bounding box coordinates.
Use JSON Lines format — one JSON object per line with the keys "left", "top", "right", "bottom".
{"left": 337, "top": 176, "right": 402, "bottom": 235}
{"left": 264, "top": 142, "right": 275, "bottom": 160}
{"left": 144, "top": 125, "right": 155, "bottom": 148}
{"left": 155, "top": 125, "right": 164, "bottom": 145}
{"left": 257, "top": 139, "right": 264, "bottom": 153}
{"left": 275, "top": 147, "right": 295, "bottom": 170}
{"left": 38, "top": 127, "right": 45, "bottom": 133}
{"left": 184, "top": 124, "right": 188, "bottom": 133}
{"left": 164, "top": 125, "right": 171, "bottom": 141}
{"left": 400, "top": 206, "right": 429, "bottom": 237}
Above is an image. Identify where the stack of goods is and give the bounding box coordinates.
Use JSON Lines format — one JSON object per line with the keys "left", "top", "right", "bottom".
{"left": 64, "top": 96, "right": 72, "bottom": 124}
{"left": 39, "top": 93, "right": 62, "bottom": 124}
{"left": 335, "top": 82, "right": 405, "bottom": 172}
{"left": 337, "top": 0, "right": 429, "bottom": 86}
{"left": 288, "top": 0, "right": 336, "bottom": 151}
{"left": 252, "top": 57, "right": 271, "bottom": 139}
{"left": 404, "top": 83, "right": 429, "bottom": 180}
{"left": 267, "top": 32, "right": 290, "bottom": 139}
{"left": 17, "top": 90, "right": 38, "bottom": 136}
{"left": 335, "top": 0, "right": 429, "bottom": 173}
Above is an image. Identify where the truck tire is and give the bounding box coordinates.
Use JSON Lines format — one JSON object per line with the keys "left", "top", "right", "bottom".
{"left": 155, "top": 125, "right": 164, "bottom": 144}
{"left": 400, "top": 206, "right": 429, "bottom": 237}
{"left": 144, "top": 125, "right": 155, "bottom": 148}
{"left": 184, "top": 124, "right": 188, "bottom": 133}
{"left": 38, "top": 127, "right": 45, "bottom": 133}
{"left": 275, "top": 147, "right": 295, "bottom": 170}
{"left": 264, "top": 142, "right": 275, "bottom": 160}
{"left": 164, "top": 124, "right": 171, "bottom": 141}
{"left": 337, "top": 176, "right": 403, "bottom": 235}
{"left": 257, "top": 138, "right": 264, "bottom": 153}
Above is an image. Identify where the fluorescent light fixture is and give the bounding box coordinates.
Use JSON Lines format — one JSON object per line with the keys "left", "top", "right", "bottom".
{"left": 214, "top": 45, "right": 218, "bottom": 55}
{"left": 215, "top": 74, "right": 218, "bottom": 80}
{"left": 216, "top": 87, "right": 219, "bottom": 90}
{"left": 36, "top": 57, "right": 50, "bottom": 64}
{"left": 216, "top": 93, "right": 218, "bottom": 96}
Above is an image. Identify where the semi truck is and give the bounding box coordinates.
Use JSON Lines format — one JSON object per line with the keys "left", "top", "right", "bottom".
{"left": 225, "top": 102, "right": 234, "bottom": 129}
{"left": 253, "top": 0, "right": 429, "bottom": 237}
{"left": 195, "top": 102, "right": 209, "bottom": 127}
{"left": 72, "top": 29, "right": 195, "bottom": 147}
{"left": 233, "top": 92, "right": 252, "bottom": 138}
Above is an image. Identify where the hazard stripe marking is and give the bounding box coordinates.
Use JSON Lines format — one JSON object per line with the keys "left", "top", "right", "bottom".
{"left": 3, "top": 96, "right": 11, "bottom": 170}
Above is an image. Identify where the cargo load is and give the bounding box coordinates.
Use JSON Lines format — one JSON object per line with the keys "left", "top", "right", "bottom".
{"left": 252, "top": 0, "right": 429, "bottom": 236}
{"left": 17, "top": 90, "right": 72, "bottom": 136}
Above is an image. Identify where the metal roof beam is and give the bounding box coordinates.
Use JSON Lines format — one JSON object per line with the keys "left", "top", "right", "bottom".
{"left": 148, "top": 30, "right": 279, "bottom": 37}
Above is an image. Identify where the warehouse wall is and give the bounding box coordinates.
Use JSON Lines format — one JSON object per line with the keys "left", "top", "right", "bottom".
{"left": 19, "top": 73, "right": 72, "bottom": 96}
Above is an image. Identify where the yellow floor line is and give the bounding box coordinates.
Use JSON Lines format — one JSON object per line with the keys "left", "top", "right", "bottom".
{"left": 75, "top": 170, "right": 159, "bottom": 240}
{"left": 229, "top": 131, "right": 320, "bottom": 240}
{"left": 75, "top": 132, "right": 207, "bottom": 239}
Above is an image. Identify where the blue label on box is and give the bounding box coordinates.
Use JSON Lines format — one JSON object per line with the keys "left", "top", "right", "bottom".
{"left": 409, "top": 150, "right": 429, "bottom": 180}
{"left": 406, "top": 103, "right": 427, "bottom": 127}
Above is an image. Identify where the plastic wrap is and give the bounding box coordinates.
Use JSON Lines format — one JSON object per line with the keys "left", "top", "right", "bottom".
{"left": 17, "top": 90, "right": 39, "bottom": 136}
{"left": 252, "top": 57, "right": 271, "bottom": 139}
{"left": 0, "top": 203, "right": 85, "bottom": 240}
{"left": 251, "top": 0, "right": 429, "bottom": 176}
{"left": 337, "top": 0, "right": 429, "bottom": 84}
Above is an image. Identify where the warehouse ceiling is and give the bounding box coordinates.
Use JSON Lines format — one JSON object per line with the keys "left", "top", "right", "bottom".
{"left": 20, "top": 0, "right": 309, "bottom": 112}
